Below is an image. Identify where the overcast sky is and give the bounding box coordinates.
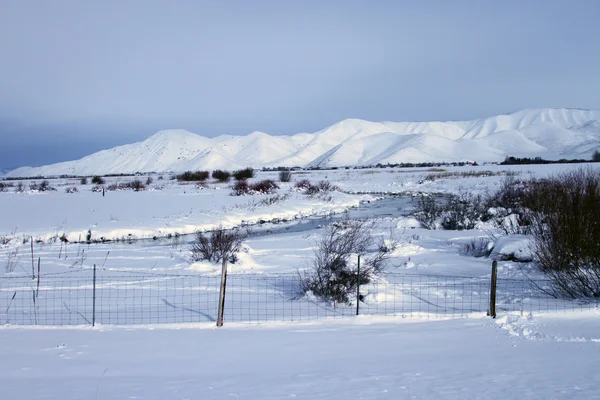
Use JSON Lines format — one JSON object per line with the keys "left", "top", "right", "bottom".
{"left": 1, "top": 0, "right": 600, "bottom": 169}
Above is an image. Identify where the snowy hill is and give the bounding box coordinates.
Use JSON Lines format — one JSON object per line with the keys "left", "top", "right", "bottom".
{"left": 7, "top": 108, "right": 600, "bottom": 177}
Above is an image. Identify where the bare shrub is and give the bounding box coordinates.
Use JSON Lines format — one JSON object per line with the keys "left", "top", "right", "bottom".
{"left": 257, "top": 193, "right": 290, "bottom": 206}
{"left": 231, "top": 181, "right": 250, "bottom": 196}
{"left": 412, "top": 195, "right": 441, "bottom": 229}
{"left": 15, "top": 182, "right": 25, "bottom": 193}
{"left": 105, "top": 180, "right": 146, "bottom": 191}
{"left": 65, "top": 186, "right": 78, "bottom": 193}
{"left": 230, "top": 180, "right": 279, "bottom": 195}
{"left": 0, "top": 182, "right": 14, "bottom": 192}
{"left": 146, "top": 176, "right": 153, "bottom": 185}
{"left": 527, "top": 168, "right": 600, "bottom": 298}
{"left": 413, "top": 191, "right": 485, "bottom": 231}
{"left": 440, "top": 191, "right": 485, "bottom": 230}
{"left": 305, "top": 180, "right": 339, "bottom": 195}
{"left": 212, "top": 169, "right": 231, "bottom": 182}
{"left": 233, "top": 167, "right": 255, "bottom": 181}
{"left": 294, "top": 179, "right": 311, "bottom": 190}
{"left": 299, "top": 220, "right": 392, "bottom": 304}
{"left": 486, "top": 176, "right": 528, "bottom": 212}
{"left": 91, "top": 176, "right": 105, "bottom": 184}
{"left": 30, "top": 180, "right": 56, "bottom": 192}
{"left": 279, "top": 170, "right": 292, "bottom": 182}
{"left": 250, "top": 179, "right": 279, "bottom": 194}
{"left": 190, "top": 227, "right": 246, "bottom": 264}
{"left": 460, "top": 238, "right": 493, "bottom": 258}
{"left": 176, "top": 171, "right": 209, "bottom": 182}
{"left": 424, "top": 170, "right": 518, "bottom": 181}
{"left": 80, "top": 177, "right": 88, "bottom": 185}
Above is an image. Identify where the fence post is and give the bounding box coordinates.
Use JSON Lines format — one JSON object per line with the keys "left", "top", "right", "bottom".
{"left": 31, "top": 238, "right": 35, "bottom": 279}
{"left": 217, "top": 258, "right": 228, "bottom": 327}
{"left": 489, "top": 260, "right": 497, "bottom": 318}
{"left": 92, "top": 264, "right": 97, "bottom": 327}
{"left": 356, "top": 254, "right": 361, "bottom": 316}
{"left": 36, "top": 257, "right": 40, "bottom": 298}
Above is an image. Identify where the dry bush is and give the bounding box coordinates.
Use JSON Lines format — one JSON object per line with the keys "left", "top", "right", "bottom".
{"left": 212, "top": 169, "right": 231, "bottom": 182}
{"left": 299, "top": 221, "right": 393, "bottom": 304}
{"left": 233, "top": 167, "right": 255, "bottom": 181}
{"left": 0, "top": 182, "right": 13, "bottom": 192}
{"left": 424, "top": 170, "right": 518, "bottom": 181}
{"left": 190, "top": 227, "right": 246, "bottom": 264}
{"left": 440, "top": 191, "right": 485, "bottom": 230}
{"left": 65, "top": 186, "right": 79, "bottom": 193}
{"left": 30, "top": 180, "right": 56, "bottom": 192}
{"left": 231, "top": 180, "right": 279, "bottom": 195}
{"left": 412, "top": 195, "right": 441, "bottom": 229}
{"left": 231, "top": 181, "right": 250, "bottom": 195}
{"left": 80, "top": 177, "right": 88, "bottom": 185}
{"left": 176, "top": 171, "right": 209, "bottom": 182}
{"left": 106, "top": 179, "right": 146, "bottom": 191}
{"left": 527, "top": 168, "right": 600, "bottom": 298}
{"left": 279, "top": 170, "right": 292, "bottom": 182}
{"left": 460, "top": 238, "right": 493, "bottom": 258}
{"left": 305, "top": 180, "right": 339, "bottom": 195}
{"left": 294, "top": 179, "right": 311, "bottom": 190}
{"left": 413, "top": 191, "right": 486, "bottom": 231}
{"left": 250, "top": 179, "right": 279, "bottom": 194}
{"left": 91, "top": 176, "right": 105, "bottom": 184}
{"left": 146, "top": 176, "right": 153, "bottom": 185}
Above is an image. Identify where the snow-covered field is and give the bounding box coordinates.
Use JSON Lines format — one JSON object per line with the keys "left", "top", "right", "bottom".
{"left": 1, "top": 164, "right": 599, "bottom": 399}
{"left": 2, "top": 314, "right": 599, "bottom": 400}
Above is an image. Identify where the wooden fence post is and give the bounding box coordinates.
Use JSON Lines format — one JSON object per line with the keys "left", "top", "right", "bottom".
{"left": 92, "top": 264, "right": 97, "bottom": 327}
{"left": 356, "top": 255, "right": 361, "bottom": 316}
{"left": 489, "top": 260, "right": 498, "bottom": 318}
{"left": 217, "top": 258, "right": 228, "bottom": 327}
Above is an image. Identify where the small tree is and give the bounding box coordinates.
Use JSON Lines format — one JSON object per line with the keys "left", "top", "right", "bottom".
{"left": 80, "top": 177, "right": 88, "bottom": 185}
{"left": 592, "top": 150, "right": 600, "bottom": 162}
{"left": 92, "top": 176, "right": 105, "bottom": 184}
{"left": 190, "top": 227, "right": 246, "bottom": 264}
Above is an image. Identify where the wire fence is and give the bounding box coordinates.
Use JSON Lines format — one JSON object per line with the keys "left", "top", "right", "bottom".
{"left": 0, "top": 268, "right": 597, "bottom": 326}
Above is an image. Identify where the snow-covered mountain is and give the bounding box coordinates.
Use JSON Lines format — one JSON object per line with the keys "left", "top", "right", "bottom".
{"left": 8, "top": 108, "right": 600, "bottom": 177}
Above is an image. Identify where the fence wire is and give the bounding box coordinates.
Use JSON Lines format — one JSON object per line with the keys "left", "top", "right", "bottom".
{"left": 0, "top": 270, "right": 597, "bottom": 326}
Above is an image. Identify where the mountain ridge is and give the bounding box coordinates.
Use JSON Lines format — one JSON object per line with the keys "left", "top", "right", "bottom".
{"left": 7, "top": 108, "right": 600, "bottom": 177}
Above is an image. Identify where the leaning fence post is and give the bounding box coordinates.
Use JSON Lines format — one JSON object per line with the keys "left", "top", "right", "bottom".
{"left": 217, "top": 258, "right": 228, "bottom": 327}
{"left": 92, "top": 264, "right": 97, "bottom": 327}
{"left": 489, "top": 260, "right": 498, "bottom": 318}
{"left": 356, "top": 255, "right": 361, "bottom": 316}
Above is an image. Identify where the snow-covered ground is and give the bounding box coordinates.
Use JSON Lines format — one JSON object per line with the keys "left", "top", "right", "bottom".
{"left": 2, "top": 163, "right": 599, "bottom": 399}
{"left": 2, "top": 314, "right": 599, "bottom": 400}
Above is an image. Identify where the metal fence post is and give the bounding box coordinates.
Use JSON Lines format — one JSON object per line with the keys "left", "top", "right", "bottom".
{"left": 489, "top": 261, "right": 497, "bottom": 318}
{"left": 356, "top": 254, "right": 361, "bottom": 316}
{"left": 92, "top": 264, "right": 97, "bottom": 327}
{"left": 217, "top": 259, "right": 228, "bottom": 327}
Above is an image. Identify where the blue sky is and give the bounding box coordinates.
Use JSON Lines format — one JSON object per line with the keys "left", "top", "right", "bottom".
{"left": 1, "top": 0, "right": 600, "bottom": 168}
